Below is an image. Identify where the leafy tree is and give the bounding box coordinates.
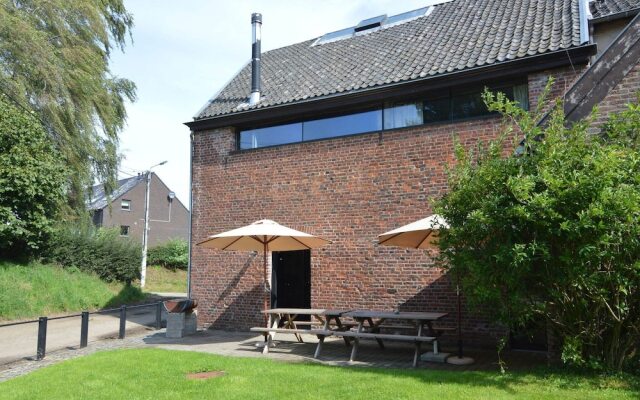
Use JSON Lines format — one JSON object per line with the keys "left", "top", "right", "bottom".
{"left": 435, "top": 84, "right": 640, "bottom": 371}
{"left": 0, "top": 0, "right": 136, "bottom": 212}
{"left": 0, "top": 94, "right": 67, "bottom": 257}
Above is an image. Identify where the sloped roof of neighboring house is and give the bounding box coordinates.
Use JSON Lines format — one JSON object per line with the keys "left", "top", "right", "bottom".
{"left": 88, "top": 175, "right": 143, "bottom": 210}
{"left": 589, "top": 0, "right": 640, "bottom": 19}
{"left": 194, "top": 0, "right": 586, "bottom": 121}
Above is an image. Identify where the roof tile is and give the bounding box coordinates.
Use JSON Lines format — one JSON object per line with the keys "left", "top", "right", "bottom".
{"left": 196, "top": 0, "right": 584, "bottom": 120}
{"left": 589, "top": 0, "right": 640, "bottom": 19}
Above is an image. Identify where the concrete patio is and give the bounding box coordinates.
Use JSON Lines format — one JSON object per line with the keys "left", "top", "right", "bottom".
{"left": 144, "top": 329, "right": 548, "bottom": 371}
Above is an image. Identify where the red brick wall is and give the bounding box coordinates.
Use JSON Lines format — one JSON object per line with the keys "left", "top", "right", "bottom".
{"left": 528, "top": 65, "right": 587, "bottom": 112}
{"left": 190, "top": 65, "right": 584, "bottom": 347}
{"left": 592, "top": 61, "right": 640, "bottom": 127}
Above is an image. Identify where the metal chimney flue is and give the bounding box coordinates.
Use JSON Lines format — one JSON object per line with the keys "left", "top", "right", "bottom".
{"left": 249, "top": 12, "right": 262, "bottom": 106}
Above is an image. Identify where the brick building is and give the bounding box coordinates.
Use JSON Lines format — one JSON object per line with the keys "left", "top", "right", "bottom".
{"left": 186, "top": 0, "right": 640, "bottom": 346}
{"left": 89, "top": 173, "right": 190, "bottom": 247}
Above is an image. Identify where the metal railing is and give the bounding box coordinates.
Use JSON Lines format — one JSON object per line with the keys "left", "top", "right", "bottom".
{"left": 0, "top": 301, "right": 166, "bottom": 361}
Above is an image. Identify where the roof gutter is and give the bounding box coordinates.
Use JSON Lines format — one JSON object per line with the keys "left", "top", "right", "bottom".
{"left": 590, "top": 7, "right": 640, "bottom": 25}
{"left": 185, "top": 44, "right": 596, "bottom": 132}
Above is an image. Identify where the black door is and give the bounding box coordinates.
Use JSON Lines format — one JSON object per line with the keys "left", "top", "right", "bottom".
{"left": 271, "top": 250, "right": 311, "bottom": 321}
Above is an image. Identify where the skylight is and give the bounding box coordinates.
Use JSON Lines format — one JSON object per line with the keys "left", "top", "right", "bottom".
{"left": 354, "top": 15, "right": 387, "bottom": 32}
{"left": 313, "top": 6, "right": 432, "bottom": 46}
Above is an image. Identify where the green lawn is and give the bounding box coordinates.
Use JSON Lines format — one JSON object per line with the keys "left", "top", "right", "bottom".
{"left": 0, "top": 349, "right": 637, "bottom": 399}
{"left": 140, "top": 265, "right": 186, "bottom": 293}
{"left": 0, "top": 261, "right": 146, "bottom": 321}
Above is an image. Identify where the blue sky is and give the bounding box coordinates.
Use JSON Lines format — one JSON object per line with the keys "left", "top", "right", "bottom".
{"left": 110, "top": 0, "right": 433, "bottom": 206}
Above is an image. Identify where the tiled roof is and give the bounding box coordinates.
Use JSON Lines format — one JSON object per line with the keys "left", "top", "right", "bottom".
{"left": 589, "top": 0, "right": 640, "bottom": 19}
{"left": 195, "top": 0, "right": 583, "bottom": 120}
{"left": 88, "top": 175, "right": 143, "bottom": 210}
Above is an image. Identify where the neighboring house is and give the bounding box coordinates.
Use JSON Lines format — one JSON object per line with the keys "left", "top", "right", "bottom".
{"left": 89, "top": 173, "right": 190, "bottom": 247}
{"left": 186, "top": 0, "right": 640, "bottom": 345}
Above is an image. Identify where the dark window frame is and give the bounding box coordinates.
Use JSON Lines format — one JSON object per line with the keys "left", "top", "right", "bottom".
{"left": 236, "top": 80, "right": 528, "bottom": 151}
{"left": 121, "top": 199, "right": 131, "bottom": 211}
{"left": 119, "top": 225, "right": 130, "bottom": 237}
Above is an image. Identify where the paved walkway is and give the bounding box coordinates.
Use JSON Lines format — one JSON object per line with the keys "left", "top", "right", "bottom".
{"left": 149, "top": 292, "right": 187, "bottom": 298}
{"left": 0, "top": 307, "right": 165, "bottom": 365}
{"left": 0, "top": 332, "right": 148, "bottom": 382}
{"left": 0, "top": 329, "right": 548, "bottom": 382}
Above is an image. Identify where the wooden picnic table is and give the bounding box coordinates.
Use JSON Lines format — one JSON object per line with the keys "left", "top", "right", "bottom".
{"left": 253, "top": 308, "right": 351, "bottom": 354}
{"left": 340, "top": 310, "right": 449, "bottom": 366}
{"left": 251, "top": 308, "right": 449, "bottom": 366}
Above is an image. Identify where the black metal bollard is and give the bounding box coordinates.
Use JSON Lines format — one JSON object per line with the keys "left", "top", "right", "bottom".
{"left": 36, "top": 317, "right": 48, "bottom": 360}
{"left": 80, "top": 311, "right": 89, "bottom": 348}
{"left": 118, "top": 305, "right": 126, "bottom": 339}
{"left": 155, "top": 302, "right": 162, "bottom": 330}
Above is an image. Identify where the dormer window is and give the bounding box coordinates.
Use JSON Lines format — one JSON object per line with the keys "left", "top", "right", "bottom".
{"left": 121, "top": 199, "right": 131, "bottom": 211}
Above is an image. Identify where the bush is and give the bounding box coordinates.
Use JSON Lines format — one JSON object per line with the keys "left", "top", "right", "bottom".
{"left": 147, "top": 239, "right": 188, "bottom": 270}
{"left": 435, "top": 84, "right": 640, "bottom": 371}
{"left": 45, "top": 225, "right": 141, "bottom": 282}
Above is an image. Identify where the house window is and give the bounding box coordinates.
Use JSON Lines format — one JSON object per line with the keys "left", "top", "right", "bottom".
{"left": 238, "top": 82, "right": 528, "bottom": 150}
{"left": 121, "top": 200, "right": 131, "bottom": 211}
{"left": 120, "top": 226, "right": 130, "bottom": 237}
{"left": 422, "top": 97, "right": 451, "bottom": 124}
{"left": 383, "top": 102, "right": 423, "bottom": 129}
{"left": 302, "top": 109, "right": 382, "bottom": 141}
{"left": 239, "top": 122, "right": 302, "bottom": 150}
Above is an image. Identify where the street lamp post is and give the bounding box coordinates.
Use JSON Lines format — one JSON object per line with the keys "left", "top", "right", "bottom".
{"left": 140, "top": 160, "right": 167, "bottom": 288}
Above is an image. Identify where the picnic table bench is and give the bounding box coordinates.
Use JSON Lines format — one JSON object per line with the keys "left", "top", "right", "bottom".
{"left": 333, "top": 310, "right": 449, "bottom": 367}
{"left": 255, "top": 308, "right": 351, "bottom": 354}
{"left": 251, "top": 308, "right": 449, "bottom": 367}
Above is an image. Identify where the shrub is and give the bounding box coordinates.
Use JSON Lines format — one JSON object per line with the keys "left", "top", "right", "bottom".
{"left": 45, "top": 225, "right": 141, "bottom": 282}
{"left": 147, "top": 239, "right": 188, "bottom": 270}
{"left": 435, "top": 84, "right": 640, "bottom": 371}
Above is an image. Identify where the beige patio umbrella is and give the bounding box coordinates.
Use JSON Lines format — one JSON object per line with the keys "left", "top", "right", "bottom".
{"left": 378, "top": 214, "right": 449, "bottom": 249}
{"left": 378, "top": 214, "right": 474, "bottom": 365}
{"left": 196, "top": 219, "right": 331, "bottom": 318}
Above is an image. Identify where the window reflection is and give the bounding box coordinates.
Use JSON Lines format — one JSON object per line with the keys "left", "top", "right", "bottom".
{"left": 303, "top": 110, "right": 382, "bottom": 141}
{"left": 239, "top": 122, "right": 302, "bottom": 150}
{"left": 384, "top": 102, "right": 423, "bottom": 129}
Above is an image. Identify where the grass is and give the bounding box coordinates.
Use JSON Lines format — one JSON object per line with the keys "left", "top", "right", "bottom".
{"left": 140, "top": 265, "right": 186, "bottom": 293}
{"left": 0, "top": 349, "right": 637, "bottom": 399}
{"left": 0, "top": 261, "right": 146, "bottom": 321}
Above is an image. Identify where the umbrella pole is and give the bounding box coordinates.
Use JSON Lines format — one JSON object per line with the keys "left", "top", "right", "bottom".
{"left": 447, "top": 273, "right": 474, "bottom": 365}
{"left": 456, "top": 282, "right": 463, "bottom": 358}
{"left": 263, "top": 242, "right": 268, "bottom": 326}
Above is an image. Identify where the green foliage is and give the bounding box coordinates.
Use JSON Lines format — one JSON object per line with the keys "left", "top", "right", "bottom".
{"left": 1, "top": 349, "right": 638, "bottom": 399}
{"left": 147, "top": 239, "right": 188, "bottom": 270}
{"left": 435, "top": 83, "right": 640, "bottom": 371}
{"left": 0, "top": 95, "right": 67, "bottom": 257}
{"left": 0, "top": 0, "right": 136, "bottom": 212}
{"left": 0, "top": 261, "right": 145, "bottom": 320}
{"left": 45, "top": 225, "right": 141, "bottom": 282}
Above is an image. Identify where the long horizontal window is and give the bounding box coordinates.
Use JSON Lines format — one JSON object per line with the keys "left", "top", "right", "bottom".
{"left": 239, "top": 83, "right": 528, "bottom": 150}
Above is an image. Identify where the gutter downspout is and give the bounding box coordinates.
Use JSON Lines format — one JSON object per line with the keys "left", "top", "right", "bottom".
{"left": 187, "top": 131, "right": 194, "bottom": 298}
{"left": 579, "top": 0, "right": 591, "bottom": 44}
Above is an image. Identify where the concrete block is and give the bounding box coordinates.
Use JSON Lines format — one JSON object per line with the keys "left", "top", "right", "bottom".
{"left": 420, "top": 351, "right": 451, "bottom": 363}
{"left": 166, "top": 312, "right": 197, "bottom": 338}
